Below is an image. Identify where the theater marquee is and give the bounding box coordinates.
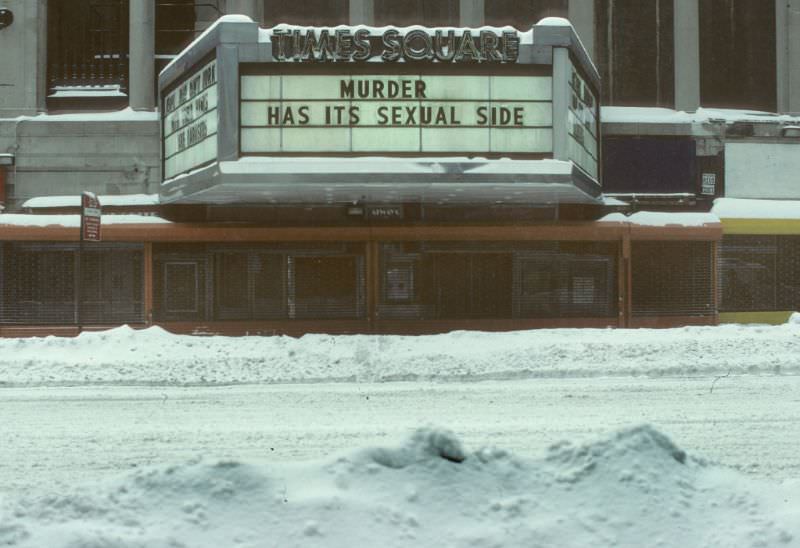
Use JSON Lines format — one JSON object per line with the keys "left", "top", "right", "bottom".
{"left": 158, "top": 19, "right": 602, "bottom": 205}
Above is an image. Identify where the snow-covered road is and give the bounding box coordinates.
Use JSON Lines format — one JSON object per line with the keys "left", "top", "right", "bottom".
{"left": 3, "top": 374, "right": 799, "bottom": 497}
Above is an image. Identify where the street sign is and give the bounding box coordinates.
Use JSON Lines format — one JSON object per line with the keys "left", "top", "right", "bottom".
{"left": 81, "top": 191, "right": 101, "bottom": 242}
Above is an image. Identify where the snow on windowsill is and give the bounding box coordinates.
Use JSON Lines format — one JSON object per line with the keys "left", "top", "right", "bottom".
{"left": 0, "top": 214, "right": 170, "bottom": 228}
{"left": 599, "top": 211, "right": 720, "bottom": 227}
{"left": 712, "top": 198, "right": 800, "bottom": 220}
{"left": 22, "top": 194, "right": 160, "bottom": 209}
{"left": 2, "top": 107, "right": 158, "bottom": 123}
{"left": 602, "top": 106, "right": 800, "bottom": 125}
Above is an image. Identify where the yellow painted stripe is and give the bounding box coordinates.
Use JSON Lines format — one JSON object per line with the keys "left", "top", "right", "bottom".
{"left": 720, "top": 218, "right": 800, "bottom": 235}
{"left": 719, "top": 311, "right": 794, "bottom": 325}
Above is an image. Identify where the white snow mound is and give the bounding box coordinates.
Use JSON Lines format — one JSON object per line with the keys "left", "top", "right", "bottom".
{"left": 1, "top": 323, "right": 799, "bottom": 386}
{"left": 1, "top": 425, "right": 797, "bottom": 548}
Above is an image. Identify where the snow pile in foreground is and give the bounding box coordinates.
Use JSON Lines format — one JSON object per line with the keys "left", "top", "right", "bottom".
{"left": 1, "top": 426, "right": 796, "bottom": 548}
{"left": 1, "top": 323, "right": 799, "bottom": 386}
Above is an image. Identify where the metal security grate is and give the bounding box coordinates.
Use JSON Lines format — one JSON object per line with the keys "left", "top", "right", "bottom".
{"left": 153, "top": 243, "right": 366, "bottom": 322}
{"left": 0, "top": 243, "right": 144, "bottom": 325}
{"left": 378, "top": 241, "right": 618, "bottom": 320}
{"left": 631, "top": 241, "right": 714, "bottom": 317}
{"left": 719, "top": 235, "right": 800, "bottom": 312}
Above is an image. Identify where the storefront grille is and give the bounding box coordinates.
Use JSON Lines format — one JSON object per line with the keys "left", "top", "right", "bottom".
{"left": 153, "top": 243, "right": 366, "bottom": 322}
{"left": 378, "top": 241, "right": 618, "bottom": 320}
{"left": 719, "top": 235, "right": 800, "bottom": 312}
{"left": 631, "top": 241, "right": 714, "bottom": 317}
{"left": 0, "top": 243, "right": 144, "bottom": 325}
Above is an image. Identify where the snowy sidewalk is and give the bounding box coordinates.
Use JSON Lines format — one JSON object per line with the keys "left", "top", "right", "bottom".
{"left": 0, "top": 322, "right": 798, "bottom": 386}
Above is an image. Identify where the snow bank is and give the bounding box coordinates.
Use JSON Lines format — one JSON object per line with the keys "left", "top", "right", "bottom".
{"left": 1, "top": 425, "right": 796, "bottom": 547}
{"left": 0, "top": 323, "right": 798, "bottom": 386}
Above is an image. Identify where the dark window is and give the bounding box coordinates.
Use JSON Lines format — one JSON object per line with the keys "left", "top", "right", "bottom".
{"left": 720, "top": 236, "right": 800, "bottom": 312}
{"left": 156, "top": 257, "right": 208, "bottom": 321}
{"left": 595, "top": 0, "right": 674, "bottom": 107}
{"left": 164, "top": 262, "right": 200, "bottom": 313}
{"left": 603, "top": 137, "right": 696, "bottom": 194}
{"left": 375, "top": 0, "right": 458, "bottom": 26}
{"left": 263, "top": 0, "right": 348, "bottom": 26}
{"left": 484, "top": 0, "right": 566, "bottom": 29}
{"left": 632, "top": 242, "right": 714, "bottom": 316}
{"left": 1, "top": 244, "right": 143, "bottom": 325}
{"left": 516, "top": 251, "right": 615, "bottom": 318}
{"left": 253, "top": 254, "right": 286, "bottom": 318}
{"left": 80, "top": 248, "right": 144, "bottom": 324}
{"left": 1, "top": 248, "right": 76, "bottom": 324}
{"left": 699, "top": 0, "right": 776, "bottom": 112}
{"left": 213, "top": 251, "right": 286, "bottom": 320}
{"left": 47, "top": 0, "right": 129, "bottom": 95}
{"left": 421, "top": 253, "right": 513, "bottom": 319}
{"left": 156, "top": 0, "right": 197, "bottom": 56}
{"left": 215, "top": 253, "right": 250, "bottom": 319}
{"left": 378, "top": 242, "right": 617, "bottom": 320}
{"left": 293, "top": 256, "right": 361, "bottom": 319}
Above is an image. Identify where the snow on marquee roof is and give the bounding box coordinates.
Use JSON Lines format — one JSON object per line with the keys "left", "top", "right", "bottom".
{"left": 602, "top": 106, "right": 800, "bottom": 125}
{"left": 22, "top": 194, "right": 160, "bottom": 209}
{"left": 712, "top": 198, "right": 800, "bottom": 220}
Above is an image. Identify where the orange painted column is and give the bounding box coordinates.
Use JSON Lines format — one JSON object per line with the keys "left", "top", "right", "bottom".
{"left": 620, "top": 228, "right": 632, "bottom": 328}
{"left": 143, "top": 242, "right": 154, "bottom": 326}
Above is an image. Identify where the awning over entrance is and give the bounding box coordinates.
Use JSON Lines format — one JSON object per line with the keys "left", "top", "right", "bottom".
{"left": 159, "top": 157, "right": 601, "bottom": 206}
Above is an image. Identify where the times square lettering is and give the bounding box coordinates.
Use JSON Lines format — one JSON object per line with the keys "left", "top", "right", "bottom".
{"left": 271, "top": 28, "right": 520, "bottom": 63}
{"left": 264, "top": 78, "right": 524, "bottom": 127}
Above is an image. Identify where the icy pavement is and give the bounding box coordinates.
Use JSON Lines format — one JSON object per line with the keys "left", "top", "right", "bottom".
{"left": 0, "top": 425, "right": 797, "bottom": 548}
{"left": 0, "top": 322, "right": 799, "bottom": 386}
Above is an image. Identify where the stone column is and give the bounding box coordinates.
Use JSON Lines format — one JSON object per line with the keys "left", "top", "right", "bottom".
{"left": 777, "top": 0, "right": 800, "bottom": 113}
{"left": 673, "top": 0, "right": 700, "bottom": 112}
{"left": 129, "top": 0, "right": 155, "bottom": 111}
{"left": 568, "top": 0, "right": 594, "bottom": 61}
{"left": 350, "top": 0, "right": 374, "bottom": 25}
{"left": 459, "top": 0, "right": 483, "bottom": 27}
{"left": 227, "top": 0, "right": 261, "bottom": 20}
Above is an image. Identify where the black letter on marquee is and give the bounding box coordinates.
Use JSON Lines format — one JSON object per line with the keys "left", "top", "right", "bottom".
{"left": 480, "top": 31, "right": 502, "bottom": 61}
{"left": 501, "top": 31, "right": 520, "bottom": 62}
{"left": 381, "top": 29, "right": 402, "bottom": 62}
{"left": 353, "top": 29, "right": 371, "bottom": 60}
{"left": 433, "top": 30, "right": 456, "bottom": 62}
{"left": 403, "top": 29, "right": 432, "bottom": 61}
{"left": 340, "top": 80, "right": 354, "bottom": 99}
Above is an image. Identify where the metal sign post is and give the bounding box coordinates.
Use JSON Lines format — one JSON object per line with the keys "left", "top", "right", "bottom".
{"left": 78, "top": 192, "right": 101, "bottom": 330}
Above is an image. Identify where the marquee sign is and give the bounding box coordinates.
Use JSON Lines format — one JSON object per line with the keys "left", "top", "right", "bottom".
{"left": 240, "top": 73, "right": 553, "bottom": 154}
{"left": 163, "top": 59, "right": 218, "bottom": 179}
{"left": 270, "top": 27, "right": 521, "bottom": 63}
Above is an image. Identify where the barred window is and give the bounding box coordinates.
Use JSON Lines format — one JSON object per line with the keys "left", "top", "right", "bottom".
{"left": 1, "top": 243, "right": 144, "bottom": 325}
{"left": 378, "top": 242, "right": 617, "bottom": 320}
{"left": 485, "top": 0, "right": 566, "bottom": 29}
{"left": 719, "top": 236, "right": 800, "bottom": 312}
{"left": 375, "top": 0, "right": 458, "bottom": 27}
{"left": 263, "top": 0, "right": 348, "bottom": 26}
{"left": 154, "top": 243, "right": 365, "bottom": 322}
{"left": 631, "top": 241, "right": 714, "bottom": 317}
